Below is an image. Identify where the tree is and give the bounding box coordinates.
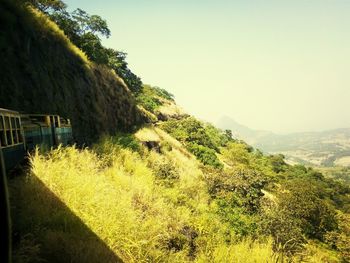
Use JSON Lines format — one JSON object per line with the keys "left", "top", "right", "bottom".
{"left": 106, "top": 50, "right": 142, "bottom": 93}
{"left": 260, "top": 179, "right": 338, "bottom": 254}
{"left": 221, "top": 141, "right": 251, "bottom": 166}
{"left": 269, "top": 154, "right": 287, "bottom": 173}
{"left": 29, "top": 0, "right": 143, "bottom": 92}
{"left": 224, "top": 129, "right": 233, "bottom": 140}
{"left": 70, "top": 8, "right": 110, "bottom": 38}
{"left": 29, "top": 0, "right": 66, "bottom": 13}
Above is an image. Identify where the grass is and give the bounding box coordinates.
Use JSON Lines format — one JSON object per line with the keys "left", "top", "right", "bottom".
{"left": 9, "top": 129, "right": 284, "bottom": 262}
{"left": 135, "top": 126, "right": 161, "bottom": 142}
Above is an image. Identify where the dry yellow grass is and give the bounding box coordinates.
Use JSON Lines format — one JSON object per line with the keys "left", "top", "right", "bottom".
{"left": 135, "top": 126, "right": 161, "bottom": 142}
{"left": 10, "top": 129, "right": 283, "bottom": 262}
{"left": 157, "top": 102, "right": 186, "bottom": 118}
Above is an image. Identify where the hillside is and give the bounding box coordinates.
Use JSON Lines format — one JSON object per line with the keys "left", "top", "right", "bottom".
{"left": 8, "top": 86, "right": 350, "bottom": 262}
{"left": 0, "top": 0, "right": 144, "bottom": 144}
{"left": 217, "top": 116, "right": 350, "bottom": 167}
{"left": 3, "top": 1, "right": 350, "bottom": 262}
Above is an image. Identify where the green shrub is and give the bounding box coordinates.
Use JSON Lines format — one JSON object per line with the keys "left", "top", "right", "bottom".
{"left": 136, "top": 94, "right": 162, "bottom": 112}
{"left": 187, "top": 143, "right": 223, "bottom": 168}
{"left": 135, "top": 84, "right": 175, "bottom": 113}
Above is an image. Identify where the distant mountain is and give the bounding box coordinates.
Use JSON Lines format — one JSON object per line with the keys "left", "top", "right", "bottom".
{"left": 216, "top": 116, "right": 274, "bottom": 145}
{"left": 217, "top": 116, "right": 350, "bottom": 167}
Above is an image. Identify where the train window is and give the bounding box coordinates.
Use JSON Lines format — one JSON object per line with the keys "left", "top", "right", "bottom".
{"left": 0, "top": 131, "right": 5, "bottom": 147}
{"left": 4, "top": 117, "right": 12, "bottom": 145}
{"left": 5, "top": 116, "right": 10, "bottom": 129}
{"left": 6, "top": 130, "right": 12, "bottom": 145}
{"left": 15, "top": 118, "right": 22, "bottom": 144}
{"left": 11, "top": 118, "right": 18, "bottom": 144}
{"left": 15, "top": 118, "right": 20, "bottom": 129}
{"left": 55, "top": 116, "right": 60, "bottom": 128}
{"left": 11, "top": 117, "right": 16, "bottom": 129}
{"left": 50, "top": 116, "right": 54, "bottom": 127}
{"left": 18, "top": 130, "right": 23, "bottom": 143}
{"left": 12, "top": 130, "right": 18, "bottom": 144}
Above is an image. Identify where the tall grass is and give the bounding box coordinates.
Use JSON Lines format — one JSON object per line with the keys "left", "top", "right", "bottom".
{"left": 10, "top": 130, "right": 283, "bottom": 262}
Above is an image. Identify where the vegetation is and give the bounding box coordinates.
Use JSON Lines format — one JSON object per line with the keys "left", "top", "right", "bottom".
{"left": 136, "top": 84, "right": 174, "bottom": 112}
{"left": 3, "top": 0, "right": 350, "bottom": 262}
{"left": 317, "top": 166, "right": 350, "bottom": 185}
{"left": 9, "top": 124, "right": 350, "bottom": 262}
{"left": 160, "top": 117, "right": 230, "bottom": 168}
{"left": 9, "top": 138, "right": 280, "bottom": 262}
{"left": 27, "top": 0, "right": 143, "bottom": 93}
{"left": 0, "top": 0, "right": 145, "bottom": 143}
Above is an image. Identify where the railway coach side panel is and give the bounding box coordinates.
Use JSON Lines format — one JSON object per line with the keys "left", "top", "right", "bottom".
{"left": 2, "top": 144, "right": 26, "bottom": 172}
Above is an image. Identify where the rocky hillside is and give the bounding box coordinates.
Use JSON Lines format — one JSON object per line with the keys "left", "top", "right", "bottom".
{"left": 0, "top": 0, "right": 144, "bottom": 144}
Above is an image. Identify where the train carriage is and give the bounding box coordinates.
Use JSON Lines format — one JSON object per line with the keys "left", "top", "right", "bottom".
{"left": 21, "top": 114, "right": 54, "bottom": 151}
{"left": 0, "top": 108, "right": 26, "bottom": 172}
{"left": 55, "top": 117, "right": 73, "bottom": 146}
{"left": 0, "top": 108, "right": 73, "bottom": 173}
{"left": 0, "top": 108, "right": 73, "bottom": 263}
{"left": 22, "top": 114, "right": 73, "bottom": 151}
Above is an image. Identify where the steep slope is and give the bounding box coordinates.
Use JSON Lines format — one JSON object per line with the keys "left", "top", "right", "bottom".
{"left": 8, "top": 86, "right": 350, "bottom": 262}
{"left": 0, "top": 0, "right": 144, "bottom": 143}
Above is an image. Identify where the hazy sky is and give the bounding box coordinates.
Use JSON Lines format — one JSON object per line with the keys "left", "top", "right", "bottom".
{"left": 65, "top": 0, "right": 350, "bottom": 133}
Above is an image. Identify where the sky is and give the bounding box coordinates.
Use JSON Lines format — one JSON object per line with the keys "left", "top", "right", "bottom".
{"left": 64, "top": 0, "right": 350, "bottom": 133}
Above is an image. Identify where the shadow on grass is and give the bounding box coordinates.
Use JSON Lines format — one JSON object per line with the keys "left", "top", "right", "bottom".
{"left": 8, "top": 174, "right": 123, "bottom": 263}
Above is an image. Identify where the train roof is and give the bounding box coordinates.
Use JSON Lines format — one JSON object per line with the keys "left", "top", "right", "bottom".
{"left": 22, "top": 113, "right": 59, "bottom": 117}
{"left": 0, "top": 108, "right": 21, "bottom": 115}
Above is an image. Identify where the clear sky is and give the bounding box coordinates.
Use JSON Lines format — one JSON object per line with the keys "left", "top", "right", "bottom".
{"left": 64, "top": 0, "right": 350, "bottom": 133}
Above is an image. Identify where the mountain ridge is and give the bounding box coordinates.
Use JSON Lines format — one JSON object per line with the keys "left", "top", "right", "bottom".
{"left": 217, "top": 115, "right": 350, "bottom": 166}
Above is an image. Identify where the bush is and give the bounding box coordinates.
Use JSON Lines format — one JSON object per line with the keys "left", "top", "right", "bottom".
{"left": 187, "top": 143, "right": 223, "bottom": 168}
{"left": 135, "top": 84, "right": 175, "bottom": 113}
{"left": 260, "top": 179, "right": 338, "bottom": 255}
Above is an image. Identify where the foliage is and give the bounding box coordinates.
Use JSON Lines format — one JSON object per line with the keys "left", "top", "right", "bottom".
{"left": 160, "top": 117, "right": 231, "bottom": 168}
{"left": 104, "top": 49, "right": 143, "bottom": 93}
{"left": 0, "top": 0, "right": 144, "bottom": 144}
{"left": 95, "top": 133, "right": 141, "bottom": 153}
{"left": 269, "top": 154, "right": 287, "bottom": 173}
{"left": 325, "top": 212, "right": 350, "bottom": 261}
{"left": 9, "top": 141, "right": 283, "bottom": 262}
{"left": 5, "top": 1, "right": 350, "bottom": 261}
{"left": 136, "top": 88, "right": 162, "bottom": 112}
{"left": 8, "top": 123, "right": 350, "bottom": 261}
{"left": 260, "top": 179, "right": 338, "bottom": 255}
{"left": 28, "top": 0, "right": 66, "bottom": 12}
{"left": 136, "top": 84, "right": 175, "bottom": 113}
{"left": 187, "top": 143, "right": 223, "bottom": 168}
{"left": 317, "top": 166, "right": 350, "bottom": 185}
{"left": 221, "top": 141, "right": 252, "bottom": 166}
{"left": 27, "top": 0, "right": 143, "bottom": 93}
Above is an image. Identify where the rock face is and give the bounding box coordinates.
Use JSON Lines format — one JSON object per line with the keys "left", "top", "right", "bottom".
{"left": 0, "top": 2, "right": 144, "bottom": 144}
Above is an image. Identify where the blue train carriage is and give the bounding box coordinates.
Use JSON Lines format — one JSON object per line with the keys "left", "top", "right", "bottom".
{"left": 21, "top": 114, "right": 55, "bottom": 152}
{"left": 21, "top": 114, "right": 73, "bottom": 151}
{"left": 0, "top": 108, "right": 26, "bottom": 172}
{"left": 55, "top": 116, "right": 73, "bottom": 146}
